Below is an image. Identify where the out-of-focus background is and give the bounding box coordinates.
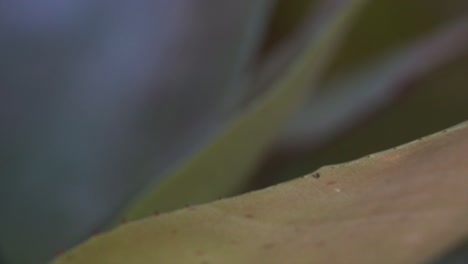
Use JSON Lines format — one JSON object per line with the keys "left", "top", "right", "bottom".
{"left": 0, "top": 0, "right": 467, "bottom": 263}
{"left": 251, "top": 0, "right": 468, "bottom": 189}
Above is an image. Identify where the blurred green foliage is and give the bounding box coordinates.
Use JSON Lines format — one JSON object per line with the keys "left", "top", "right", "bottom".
{"left": 251, "top": 0, "right": 468, "bottom": 189}
{"left": 2, "top": 0, "right": 467, "bottom": 262}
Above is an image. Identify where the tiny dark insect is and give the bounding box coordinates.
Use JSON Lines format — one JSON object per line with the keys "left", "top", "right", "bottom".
{"left": 312, "top": 172, "right": 320, "bottom": 179}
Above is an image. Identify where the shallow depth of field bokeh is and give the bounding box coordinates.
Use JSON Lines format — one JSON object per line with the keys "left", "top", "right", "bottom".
{"left": 1, "top": 0, "right": 467, "bottom": 263}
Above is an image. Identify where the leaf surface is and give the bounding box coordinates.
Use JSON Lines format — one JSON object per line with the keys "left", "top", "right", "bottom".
{"left": 56, "top": 121, "right": 468, "bottom": 264}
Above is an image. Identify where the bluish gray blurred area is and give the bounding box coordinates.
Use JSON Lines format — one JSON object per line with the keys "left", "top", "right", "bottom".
{"left": 0, "top": 0, "right": 275, "bottom": 263}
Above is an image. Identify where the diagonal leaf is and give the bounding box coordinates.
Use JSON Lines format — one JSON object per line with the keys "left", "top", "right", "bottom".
{"left": 54, "top": 120, "right": 468, "bottom": 264}
{"left": 119, "top": 0, "right": 369, "bottom": 220}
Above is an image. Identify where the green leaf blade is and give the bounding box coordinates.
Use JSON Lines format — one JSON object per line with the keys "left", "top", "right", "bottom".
{"left": 120, "top": 0, "right": 369, "bottom": 219}
{"left": 55, "top": 121, "right": 468, "bottom": 264}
